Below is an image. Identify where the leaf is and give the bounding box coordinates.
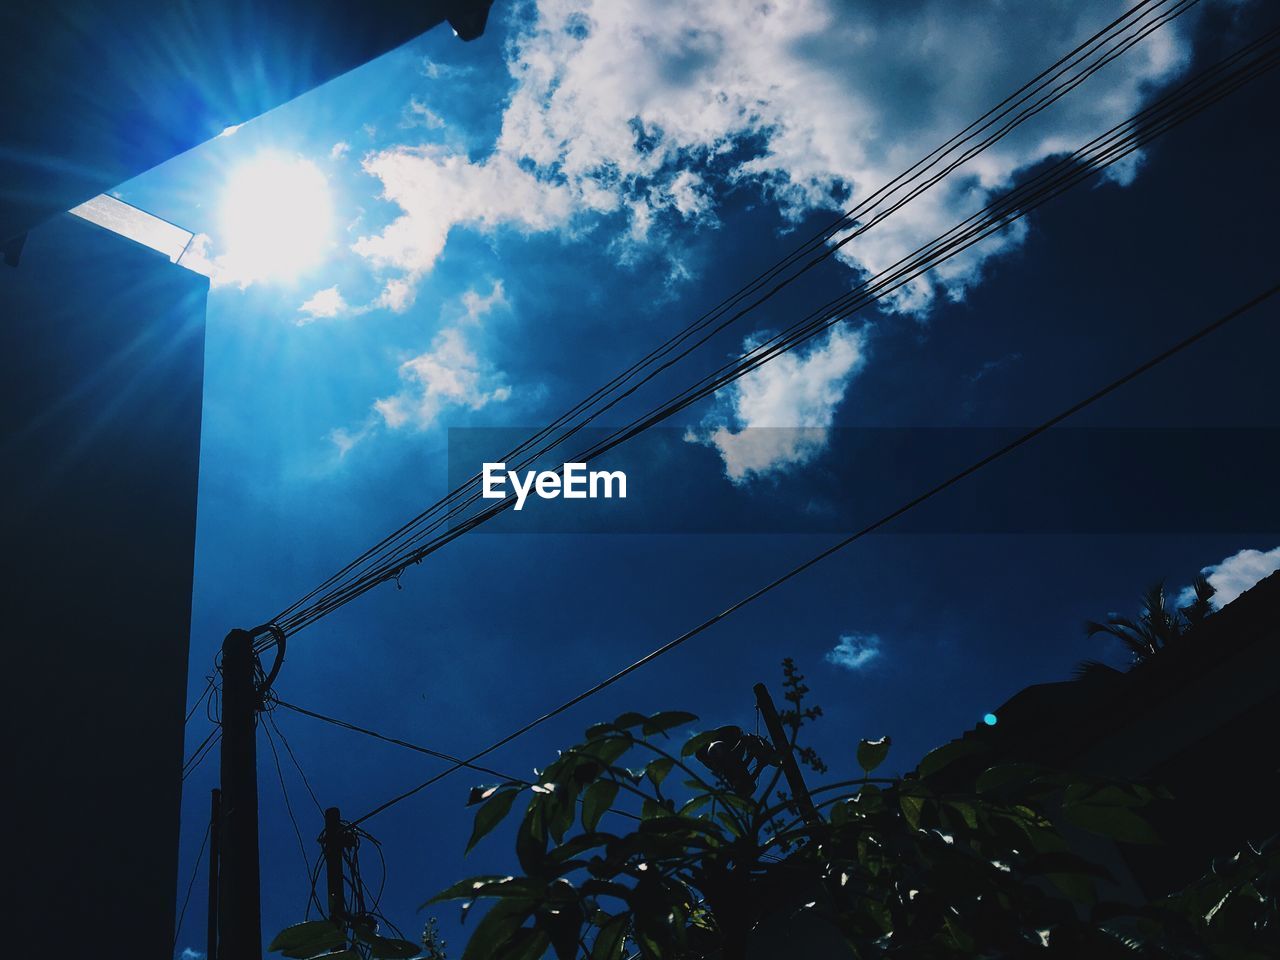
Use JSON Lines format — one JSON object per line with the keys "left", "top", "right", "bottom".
{"left": 945, "top": 800, "right": 979, "bottom": 830}
{"left": 468, "top": 788, "right": 521, "bottom": 853}
{"left": 916, "top": 739, "right": 985, "bottom": 779}
{"left": 681, "top": 730, "right": 716, "bottom": 758}
{"left": 516, "top": 806, "right": 549, "bottom": 874}
{"left": 856, "top": 736, "right": 891, "bottom": 774}
{"left": 582, "top": 780, "right": 620, "bottom": 833}
{"left": 854, "top": 782, "right": 883, "bottom": 811}
{"left": 577, "top": 737, "right": 633, "bottom": 767}
{"left": 502, "top": 928, "right": 552, "bottom": 960}
{"left": 549, "top": 832, "right": 615, "bottom": 866}
{"left": 352, "top": 923, "right": 422, "bottom": 959}
{"left": 1045, "top": 871, "right": 1095, "bottom": 905}
{"left": 461, "top": 901, "right": 537, "bottom": 960}
{"left": 427, "top": 874, "right": 513, "bottom": 906}
{"left": 469, "top": 782, "right": 523, "bottom": 806}
{"left": 591, "top": 913, "right": 630, "bottom": 959}
{"left": 975, "top": 763, "right": 1043, "bottom": 795}
{"left": 268, "top": 920, "right": 345, "bottom": 958}
{"left": 642, "top": 710, "right": 698, "bottom": 736}
{"left": 1063, "top": 803, "right": 1160, "bottom": 844}
{"left": 1023, "top": 851, "right": 1115, "bottom": 882}
{"left": 900, "top": 794, "right": 926, "bottom": 831}
{"left": 678, "top": 794, "right": 712, "bottom": 817}
{"left": 645, "top": 758, "right": 675, "bottom": 788}
{"left": 613, "top": 711, "right": 648, "bottom": 729}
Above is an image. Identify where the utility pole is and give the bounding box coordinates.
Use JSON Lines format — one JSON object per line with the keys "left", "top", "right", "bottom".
{"left": 322, "top": 807, "right": 347, "bottom": 922}
{"left": 219, "top": 628, "right": 262, "bottom": 960}
{"left": 753, "top": 682, "right": 820, "bottom": 825}
{"left": 208, "top": 788, "right": 222, "bottom": 960}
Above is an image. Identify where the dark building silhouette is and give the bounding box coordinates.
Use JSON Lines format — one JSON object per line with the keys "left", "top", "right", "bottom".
{"left": 964, "top": 571, "right": 1280, "bottom": 900}
{"left": 1, "top": 2, "right": 495, "bottom": 954}
{"left": 1, "top": 213, "right": 208, "bottom": 956}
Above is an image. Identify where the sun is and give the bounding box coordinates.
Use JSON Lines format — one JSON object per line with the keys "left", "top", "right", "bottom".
{"left": 218, "top": 152, "right": 334, "bottom": 283}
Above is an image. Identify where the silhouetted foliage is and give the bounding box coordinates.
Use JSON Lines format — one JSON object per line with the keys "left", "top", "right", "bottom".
{"left": 269, "top": 660, "right": 1276, "bottom": 958}
{"left": 1084, "top": 577, "right": 1216, "bottom": 664}
{"left": 423, "top": 662, "right": 1275, "bottom": 959}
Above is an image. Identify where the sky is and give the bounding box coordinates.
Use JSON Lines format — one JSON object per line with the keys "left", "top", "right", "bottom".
{"left": 114, "top": 0, "right": 1280, "bottom": 955}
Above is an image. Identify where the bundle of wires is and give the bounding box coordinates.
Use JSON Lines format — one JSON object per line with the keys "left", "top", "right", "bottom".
{"left": 264, "top": 8, "right": 1277, "bottom": 646}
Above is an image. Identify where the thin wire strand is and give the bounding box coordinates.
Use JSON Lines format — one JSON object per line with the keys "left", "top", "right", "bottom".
{"left": 281, "top": 27, "right": 1280, "bottom": 639}
{"left": 262, "top": 718, "right": 325, "bottom": 916}
{"left": 182, "top": 726, "right": 222, "bottom": 781}
{"left": 172, "top": 819, "right": 211, "bottom": 955}
{"left": 266, "top": 0, "right": 1200, "bottom": 641}
{"left": 267, "top": 711, "right": 325, "bottom": 816}
{"left": 351, "top": 282, "right": 1279, "bottom": 826}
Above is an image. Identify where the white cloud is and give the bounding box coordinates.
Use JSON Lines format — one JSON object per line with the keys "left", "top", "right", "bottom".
{"left": 826, "top": 632, "right": 882, "bottom": 671}
{"left": 327, "top": 281, "right": 513, "bottom": 453}
{"left": 341, "top": 1, "right": 1188, "bottom": 470}
{"left": 687, "top": 324, "right": 866, "bottom": 481}
{"left": 330, "top": 421, "right": 375, "bottom": 458}
{"left": 461, "top": 280, "right": 508, "bottom": 323}
{"left": 297, "top": 285, "right": 350, "bottom": 323}
{"left": 1180, "top": 546, "right": 1280, "bottom": 610}
{"left": 352, "top": 148, "right": 575, "bottom": 294}
{"left": 404, "top": 97, "right": 446, "bottom": 130}
{"left": 330, "top": 140, "right": 351, "bottom": 159}
{"left": 353, "top": 0, "right": 1181, "bottom": 315}
{"left": 374, "top": 328, "right": 512, "bottom": 429}
{"left": 179, "top": 949, "right": 205, "bottom": 960}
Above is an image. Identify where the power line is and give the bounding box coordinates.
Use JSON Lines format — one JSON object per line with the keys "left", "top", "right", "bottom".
{"left": 279, "top": 24, "right": 1279, "bottom": 641}
{"left": 172, "top": 818, "right": 212, "bottom": 956}
{"left": 262, "top": 717, "right": 325, "bottom": 917}
{"left": 185, "top": 677, "right": 215, "bottom": 725}
{"left": 266, "top": 711, "right": 325, "bottom": 817}
{"left": 264, "top": 0, "right": 1203, "bottom": 643}
{"left": 272, "top": 697, "right": 536, "bottom": 786}
{"left": 350, "top": 282, "right": 1279, "bottom": 826}
{"left": 273, "top": 695, "right": 644, "bottom": 823}
{"left": 278, "top": 10, "right": 1263, "bottom": 636}
{"left": 182, "top": 725, "right": 222, "bottom": 781}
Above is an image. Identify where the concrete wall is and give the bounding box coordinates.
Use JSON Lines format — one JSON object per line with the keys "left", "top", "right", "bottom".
{"left": 0, "top": 214, "right": 207, "bottom": 955}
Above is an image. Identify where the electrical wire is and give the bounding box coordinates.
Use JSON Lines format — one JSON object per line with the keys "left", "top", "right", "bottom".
{"left": 262, "top": 718, "right": 325, "bottom": 916}
{"left": 272, "top": 696, "right": 532, "bottom": 785}
{"left": 185, "top": 677, "right": 215, "bottom": 725}
{"left": 262, "top": 0, "right": 1205, "bottom": 645}
{"left": 278, "top": 25, "right": 1280, "bottom": 643}
{"left": 172, "top": 818, "right": 212, "bottom": 956}
{"left": 273, "top": 695, "right": 644, "bottom": 824}
{"left": 267, "top": 711, "right": 325, "bottom": 817}
{"left": 182, "top": 725, "right": 222, "bottom": 781}
{"left": 349, "top": 281, "right": 1280, "bottom": 826}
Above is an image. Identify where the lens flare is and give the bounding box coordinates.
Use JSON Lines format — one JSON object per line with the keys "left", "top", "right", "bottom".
{"left": 218, "top": 152, "right": 333, "bottom": 283}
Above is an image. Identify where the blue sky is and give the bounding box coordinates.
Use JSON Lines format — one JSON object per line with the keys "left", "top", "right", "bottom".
{"left": 117, "top": 1, "right": 1279, "bottom": 955}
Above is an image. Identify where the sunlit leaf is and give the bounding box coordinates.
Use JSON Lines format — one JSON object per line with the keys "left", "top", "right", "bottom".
{"left": 468, "top": 788, "right": 521, "bottom": 853}
{"left": 642, "top": 710, "right": 698, "bottom": 736}
{"left": 856, "top": 736, "right": 891, "bottom": 774}
{"left": 646, "top": 758, "right": 675, "bottom": 788}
